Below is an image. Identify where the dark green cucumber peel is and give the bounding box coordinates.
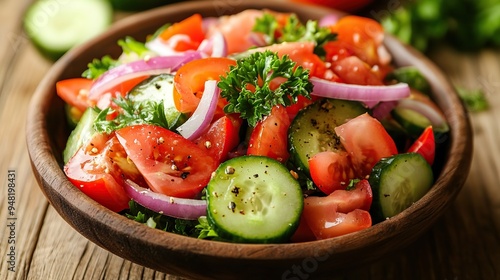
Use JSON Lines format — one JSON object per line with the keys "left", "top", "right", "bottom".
{"left": 288, "top": 98, "right": 368, "bottom": 172}
{"left": 369, "top": 153, "right": 434, "bottom": 223}
{"left": 206, "top": 156, "right": 303, "bottom": 243}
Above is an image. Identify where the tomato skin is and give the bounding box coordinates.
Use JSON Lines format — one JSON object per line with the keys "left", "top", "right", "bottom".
{"left": 329, "top": 16, "right": 385, "bottom": 67}
{"left": 115, "top": 124, "right": 217, "bottom": 198}
{"left": 173, "top": 57, "right": 236, "bottom": 114}
{"left": 56, "top": 78, "right": 94, "bottom": 112}
{"left": 64, "top": 133, "right": 142, "bottom": 212}
{"left": 298, "top": 180, "right": 373, "bottom": 240}
{"left": 159, "top": 14, "right": 204, "bottom": 51}
{"left": 247, "top": 105, "right": 291, "bottom": 163}
{"left": 407, "top": 126, "right": 435, "bottom": 165}
{"left": 332, "top": 56, "right": 384, "bottom": 86}
{"left": 309, "top": 151, "right": 357, "bottom": 194}
{"left": 194, "top": 115, "right": 242, "bottom": 163}
{"left": 335, "top": 113, "right": 398, "bottom": 178}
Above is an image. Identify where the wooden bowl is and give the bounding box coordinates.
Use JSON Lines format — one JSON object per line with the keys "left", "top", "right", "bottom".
{"left": 26, "top": 1, "right": 473, "bottom": 279}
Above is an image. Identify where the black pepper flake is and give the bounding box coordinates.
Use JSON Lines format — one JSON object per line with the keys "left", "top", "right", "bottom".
{"left": 155, "top": 83, "right": 161, "bottom": 90}
{"left": 180, "top": 172, "right": 190, "bottom": 179}
{"left": 253, "top": 174, "right": 259, "bottom": 178}
{"left": 231, "top": 186, "right": 240, "bottom": 196}
{"left": 229, "top": 201, "right": 236, "bottom": 212}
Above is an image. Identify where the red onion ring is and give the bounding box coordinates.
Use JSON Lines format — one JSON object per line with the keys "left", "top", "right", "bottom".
{"left": 197, "top": 31, "right": 228, "bottom": 57}
{"left": 88, "top": 52, "right": 202, "bottom": 100}
{"left": 310, "top": 77, "right": 411, "bottom": 103}
{"left": 124, "top": 179, "right": 206, "bottom": 220}
{"left": 176, "top": 80, "right": 220, "bottom": 140}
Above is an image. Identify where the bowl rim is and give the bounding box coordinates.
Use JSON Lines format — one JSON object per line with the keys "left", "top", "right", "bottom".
{"left": 26, "top": 0, "right": 473, "bottom": 270}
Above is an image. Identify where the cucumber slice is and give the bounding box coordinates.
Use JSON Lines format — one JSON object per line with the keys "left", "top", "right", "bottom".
{"left": 385, "top": 66, "right": 431, "bottom": 94}
{"left": 23, "top": 0, "right": 113, "bottom": 60}
{"left": 63, "top": 107, "right": 99, "bottom": 164}
{"left": 391, "top": 106, "right": 449, "bottom": 139}
{"left": 288, "top": 98, "right": 368, "bottom": 172}
{"left": 206, "top": 156, "right": 303, "bottom": 243}
{"left": 369, "top": 153, "right": 434, "bottom": 223}
{"left": 127, "top": 74, "right": 187, "bottom": 129}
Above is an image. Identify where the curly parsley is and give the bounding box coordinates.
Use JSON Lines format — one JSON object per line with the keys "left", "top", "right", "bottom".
{"left": 253, "top": 13, "right": 337, "bottom": 57}
{"left": 218, "top": 50, "right": 313, "bottom": 127}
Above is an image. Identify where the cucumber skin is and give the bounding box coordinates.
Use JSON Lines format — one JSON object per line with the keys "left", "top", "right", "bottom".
{"left": 63, "top": 107, "right": 99, "bottom": 164}
{"left": 206, "top": 156, "right": 303, "bottom": 244}
{"left": 288, "top": 98, "right": 368, "bottom": 172}
{"left": 368, "top": 153, "right": 434, "bottom": 223}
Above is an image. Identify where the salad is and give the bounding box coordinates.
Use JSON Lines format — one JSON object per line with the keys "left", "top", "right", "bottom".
{"left": 57, "top": 9, "right": 449, "bottom": 244}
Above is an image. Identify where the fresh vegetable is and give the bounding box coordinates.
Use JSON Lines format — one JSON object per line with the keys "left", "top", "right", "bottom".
{"left": 63, "top": 107, "right": 99, "bottom": 164}
{"left": 288, "top": 98, "right": 368, "bottom": 173}
{"left": 206, "top": 155, "right": 303, "bottom": 243}
{"left": 124, "top": 179, "right": 206, "bottom": 220}
{"left": 309, "top": 113, "right": 398, "bottom": 194}
{"left": 58, "top": 10, "right": 445, "bottom": 243}
{"left": 23, "top": 0, "right": 113, "bottom": 60}
{"left": 218, "top": 50, "right": 313, "bottom": 127}
{"left": 64, "top": 133, "right": 143, "bottom": 212}
{"left": 296, "top": 179, "right": 373, "bottom": 241}
{"left": 369, "top": 153, "right": 434, "bottom": 223}
{"left": 115, "top": 124, "right": 217, "bottom": 198}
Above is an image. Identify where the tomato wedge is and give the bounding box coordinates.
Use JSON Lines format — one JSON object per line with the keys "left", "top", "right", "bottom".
{"left": 296, "top": 179, "right": 373, "bottom": 240}
{"left": 173, "top": 57, "right": 236, "bottom": 114}
{"left": 115, "top": 124, "right": 217, "bottom": 198}
{"left": 407, "top": 125, "right": 435, "bottom": 165}
{"left": 158, "top": 13, "right": 205, "bottom": 51}
{"left": 64, "top": 133, "right": 143, "bottom": 212}
{"left": 335, "top": 113, "right": 398, "bottom": 178}
{"left": 56, "top": 78, "right": 93, "bottom": 112}
{"left": 309, "top": 151, "right": 357, "bottom": 194}
{"left": 194, "top": 115, "right": 242, "bottom": 163}
{"left": 247, "top": 105, "right": 291, "bottom": 163}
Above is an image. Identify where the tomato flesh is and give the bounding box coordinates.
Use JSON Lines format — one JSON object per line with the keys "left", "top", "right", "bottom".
{"left": 56, "top": 78, "right": 93, "bottom": 112}
{"left": 194, "top": 115, "right": 242, "bottom": 164}
{"left": 335, "top": 113, "right": 398, "bottom": 178}
{"left": 159, "top": 13, "right": 205, "bottom": 51}
{"left": 64, "top": 133, "right": 142, "bottom": 212}
{"left": 247, "top": 105, "right": 291, "bottom": 163}
{"left": 297, "top": 180, "right": 373, "bottom": 240}
{"left": 173, "top": 57, "right": 236, "bottom": 114}
{"left": 115, "top": 124, "right": 217, "bottom": 198}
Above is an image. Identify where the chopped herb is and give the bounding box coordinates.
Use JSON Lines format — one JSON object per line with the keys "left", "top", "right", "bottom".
{"left": 253, "top": 13, "right": 337, "bottom": 57}
{"left": 125, "top": 200, "right": 200, "bottom": 237}
{"left": 218, "top": 50, "right": 313, "bottom": 127}
{"left": 93, "top": 95, "right": 170, "bottom": 133}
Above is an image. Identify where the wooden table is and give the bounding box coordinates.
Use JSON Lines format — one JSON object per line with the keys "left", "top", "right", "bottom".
{"left": 1, "top": 1, "right": 499, "bottom": 279}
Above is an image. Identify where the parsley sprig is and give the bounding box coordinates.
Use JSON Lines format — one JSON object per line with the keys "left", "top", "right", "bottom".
{"left": 218, "top": 50, "right": 313, "bottom": 127}
{"left": 253, "top": 13, "right": 337, "bottom": 57}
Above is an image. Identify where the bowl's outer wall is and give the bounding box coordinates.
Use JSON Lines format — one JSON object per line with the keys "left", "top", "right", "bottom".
{"left": 26, "top": 1, "right": 473, "bottom": 279}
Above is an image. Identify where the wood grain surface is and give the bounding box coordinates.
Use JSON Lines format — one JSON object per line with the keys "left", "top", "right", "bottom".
{"left": 1, "top": 0, "right": 499, "bottom": 279}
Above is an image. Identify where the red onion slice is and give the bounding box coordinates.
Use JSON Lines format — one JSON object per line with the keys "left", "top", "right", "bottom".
{"left": 124, "top": 179, "right": 206, "bottom": 220}
{"left": 319, "top": 14, "right": 340, "bottom": 27}
{"left": 88, "top": 52, "right": 202, "bottom": 100}
{"left": 197, "top": 31, "right": 228, "bottom": 58}
{"left": 372, "top": 100, "right": 398, "bottom": 120}
{"left": 176, "top": 80, "right": 220, "bottom": 140}
{"left": 310, "top": 77, "right": 411, "bottom": 103}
